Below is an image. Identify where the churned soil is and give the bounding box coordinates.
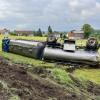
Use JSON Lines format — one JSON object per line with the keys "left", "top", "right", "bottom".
{"left": 0, "top": 57, "right": 78, "bottom": 100}
{"left": 0, "top": 57, "right": 100, "bottom": 100}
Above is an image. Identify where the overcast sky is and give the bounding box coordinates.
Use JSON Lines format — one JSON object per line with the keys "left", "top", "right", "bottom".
{"left": 0, "top": 0, "right": 100, "bottom": 31}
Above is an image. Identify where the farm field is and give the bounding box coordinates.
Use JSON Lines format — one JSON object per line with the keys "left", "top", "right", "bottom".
{"left": 0, "top": 35, "right": 100, "bottom": 99}
{"left": 0, "top": 35, "right": 100, "bottom": 84}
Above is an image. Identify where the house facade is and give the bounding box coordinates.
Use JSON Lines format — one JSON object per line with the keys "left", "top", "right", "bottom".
{"left": 68, "top": 30, "right": 84, "bottom": 40}
{"left": 14, "top": 30, "right": 34, "bottom": 36}
{"left": 0, "top": 28, "right": 10, "bottom": 35}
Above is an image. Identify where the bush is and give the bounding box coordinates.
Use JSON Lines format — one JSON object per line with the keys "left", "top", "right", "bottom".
{"left": 9, "top": 32, "right": 17, "bottom": 36}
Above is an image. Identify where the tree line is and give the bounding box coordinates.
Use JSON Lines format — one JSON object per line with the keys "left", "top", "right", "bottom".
{"left": 33, "top": 24, "right": 100, "bottom": 39}
{"left": 34, "top": 26, "right": 53, "bottom": 36}
{"left": 82, "top": 24, "right": 100, "bottom": 39}
{"left": 10, "top": 26, "right": 62, "bottom": 37}
{"left": 10, "top": 24, "right": 100, "bottom": 39}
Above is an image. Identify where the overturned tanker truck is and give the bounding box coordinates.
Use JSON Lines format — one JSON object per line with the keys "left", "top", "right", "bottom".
{"left": 2, "top": 36, "right": 100, "bottom": 66}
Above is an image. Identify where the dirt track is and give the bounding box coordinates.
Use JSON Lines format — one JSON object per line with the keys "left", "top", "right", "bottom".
{"left": 0, "top": 57, "right": 100, "bottom": 100}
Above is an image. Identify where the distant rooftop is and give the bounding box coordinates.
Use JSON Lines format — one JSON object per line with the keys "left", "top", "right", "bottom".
{"left": 71, "top": 30, "right": 84, "bottom": 34}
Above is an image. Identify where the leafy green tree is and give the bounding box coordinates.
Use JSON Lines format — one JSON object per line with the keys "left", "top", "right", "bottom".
{"left": 33, "top": 31, "right": 36, "bottom": 36}
{"left": 48, "top": 25, "right": 53, "bottom": 34}
{"left": 36, "top": 28, "right": 42, "bottom": 36}
{"left": 9, "top": 32, "right": 17, "bottom": 36}
{"left": 82, "top": 24, "right": 94, "bottom": 38}
{"left": 90, "top": 32, "right": 100, "bottom": 39}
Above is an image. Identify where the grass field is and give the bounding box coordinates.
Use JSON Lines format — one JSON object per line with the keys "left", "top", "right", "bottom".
{"left": 0, "top": 35, "right": 100, "bottom": 84}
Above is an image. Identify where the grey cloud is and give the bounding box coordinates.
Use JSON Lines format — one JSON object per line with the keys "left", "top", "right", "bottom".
{"left": 0, "top": 0, "right": 100, "bottom": 31}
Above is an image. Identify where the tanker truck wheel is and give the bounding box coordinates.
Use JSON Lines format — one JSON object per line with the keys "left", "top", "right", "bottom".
{"left": 46, "top": 34, "right": 57, "bottom": 47}
{"left": 47, "top": 34, "right": 57, "bottom": 43}
{"left": 86, "top": 37, "right": 98, "bottom": 51}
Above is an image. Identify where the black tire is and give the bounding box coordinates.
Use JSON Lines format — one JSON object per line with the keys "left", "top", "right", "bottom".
{"left": 47, "top": 35, "right": 57, "bottom": 43}
{"left": 86, "top": 37, "right": 98, "bottom": 51}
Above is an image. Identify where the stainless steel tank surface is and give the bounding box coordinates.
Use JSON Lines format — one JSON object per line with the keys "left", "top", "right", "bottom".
{"left": 43, "top": 47, "right": 99, "bottom": 64}
{"left": 9, "top": 40, "right": 45, "bottom": 59}
{"left": 10, "top": 40, "right": 40, "bottom": 47}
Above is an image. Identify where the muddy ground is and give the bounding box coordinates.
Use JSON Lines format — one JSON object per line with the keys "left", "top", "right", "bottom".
{"left": 0, "top": 57, "right": 100, "bottom": 100}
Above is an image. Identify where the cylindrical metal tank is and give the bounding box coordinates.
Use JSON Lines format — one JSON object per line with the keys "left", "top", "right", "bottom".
{"left": 43, "top": 47, "right": 99, "bottom": 65}
{"left": 9, "top": 40, "right": 45, "bottom": 59}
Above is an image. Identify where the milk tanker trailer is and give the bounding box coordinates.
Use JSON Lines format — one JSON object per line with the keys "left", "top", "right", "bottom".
{"left": 2, "top": 36, "right": 100, "bottom": 66}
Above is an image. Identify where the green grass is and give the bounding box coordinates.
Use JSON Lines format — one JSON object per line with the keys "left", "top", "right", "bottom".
{"left": 76, "top": 39, "right": 87, "bottom": 46}
{"left": 5, "top": 35, "right": 46, "bottom": 41}
{"left": 50, "top": 68, "right": 73, "bottom": 84}
{"left": 0, "top": 52, "right": 55, "bottom": 68}
{"left": 74, "top": 68, "right": 100, "bottom": 84}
